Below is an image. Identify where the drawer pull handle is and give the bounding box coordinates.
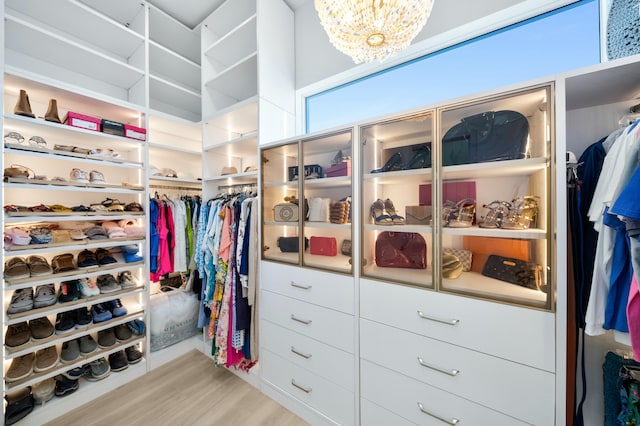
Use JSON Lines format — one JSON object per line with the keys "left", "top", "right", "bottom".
{"left": 417, "top": 357, "right": 460, "bottom": 376}
{"left": 417, "top": 402, "right": 459, "bottom": 425}
{"left": 291, "top": 379, "right": 312, "bottom": 393}
{"left": 291, "top": 346, "right": 312, "bottom": 359}
{"left": 417, "top": 310, "right": 460, "bottom": 326}
{"left": 291, "top": 281, "right": 312, "bottom": 290}
{"left": 291, "top": 314, "right": 312, "bottom": 325}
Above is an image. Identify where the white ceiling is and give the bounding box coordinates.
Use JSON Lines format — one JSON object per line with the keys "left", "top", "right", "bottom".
{"left": 147, "top": 0, "right": 310, "bottom": 29}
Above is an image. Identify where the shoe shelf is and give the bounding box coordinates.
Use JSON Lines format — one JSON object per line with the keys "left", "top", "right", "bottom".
{"left": 4, "top": 261, "right": 144, "bottom": 291}
{"left": 4, "top": 180, "right": 145, "bottom": 194}
{"left": 4, "top": 213, "right": 144, "bottom": 223}
{"left": 4, "top": 144, "right": 144, "bottom": 170}
{"left": 4, "top": 335, "right": 146, "bottom": 393}
{"left": 5, "top": 286, "right": 146, "bottom": 326}
{"left": 4, "top": 236, "right": 145, "bottom": 255}
{"left": 5, "top": 308, "right": 145, "bottom": 360}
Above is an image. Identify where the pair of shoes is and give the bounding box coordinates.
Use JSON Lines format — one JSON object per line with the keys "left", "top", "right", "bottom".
{"left": 443, "top": 198, "right": 476, "bottom": 228}
{"left": 97, "top": 274, "right": 122, "bottom": 293}
{"left": 13, "top": 89, "right": 60, "bottom": 122}
{"left": 500, "top": 196, "right": 539, "bottom": 230}
{"left": 83, "top": 358, "right": 111, "bottom": 381}
{"left": 4, "top": 318, "right": 54, "bottom": 347}
{"left": 370, "top": 145, "right": 432, "bottom": 173}
{"left": 55, "top": 309, "right": 91, "bottom": 333}
{"left": 370, "top": 199, "right": 405, "bottom": 225}
{"left": 55, "top": 375, "right": 79, "bottom": 397}
{"left": 91, "top": 303, "right": 112, "bottom": 323}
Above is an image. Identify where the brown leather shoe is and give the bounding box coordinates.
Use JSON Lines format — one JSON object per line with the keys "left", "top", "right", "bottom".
{"left": 14, "top": 89, "right": 35, "bottom": 118}
{"left": 44, "top": 99, "right": 61, "bottom": 123}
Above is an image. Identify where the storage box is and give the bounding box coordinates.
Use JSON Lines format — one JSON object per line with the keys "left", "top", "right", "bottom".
{"left": 325, "top": 160, "right": 351, "bottom": 177}
{"left": 288, "top": 164, "right": 323, "bottom": 181}
{"left": 150, "top": 289, "right": 200, "bottom": 352}
{"left": 63, "top": 111, "right": 101, "bottom": 132}
{"left": 419, "top": 181, "right": 476, "bottom": 206}
{"left": 101, "top": 119, "right": 125, "bottom": 137}
{"left": 124, "top": 124, "right": 147, "bottom": 141}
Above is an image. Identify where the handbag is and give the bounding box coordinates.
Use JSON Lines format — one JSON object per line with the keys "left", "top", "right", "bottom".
{"left": 375, "top": 231, "right": 426, "bottom": 269}
{"left": 405, "top": 206, "right": 432, "bottom": 225}
{"left": 442, "top": 110, "right": 530, "bottom": 166}
{"left": 307, "top": 197, "right": 331, "bottom": 222}
{"left": 273, "top": 203, "right": 299, "bottom": 222}
{"left": 481, "top": 254, "right": 543, "bottom": 291}
{"left": 277, "top": 236, "right": 308, "bottom": 253}
{"left": 309, "top": 236, "right": 337, "bottom": 256}
{"left": 341, "top": 239, "right": 352, "bottom": 256}
{"left": 443, "top": 248, "right": 472, "bottom": 271}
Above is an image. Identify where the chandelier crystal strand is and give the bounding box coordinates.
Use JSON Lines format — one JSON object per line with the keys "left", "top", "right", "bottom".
{"left": 315, "top": 0, "right": 434, "bottom": 63}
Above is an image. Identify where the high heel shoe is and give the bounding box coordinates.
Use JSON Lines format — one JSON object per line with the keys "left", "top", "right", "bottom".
{"left": 448, "top": 198, "right": 476, "bottom": 228}
{"left": 501, "top": 196, "right": 538, "bottom": 229}
{"left": 402, "top": 145, "right": 432, "bottom": 170}
{"left": 479, "top": 201, "right": 511, "bottom": 228}
{"left": 440, "top": 200, "right": 458, "bottom": 227}
{"left": 371, "top": 152, "right": 403, "bottom": 173}
{"left": 371, "top": 199, "right": 392, "bottom": 225}
{"left": 384, "top": 198, "right": 405, "bottom": 225}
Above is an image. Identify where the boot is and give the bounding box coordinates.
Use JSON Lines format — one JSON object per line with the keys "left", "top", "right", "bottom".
{"left": 14, "top": 89, "right": 35, "bottom": 118}
{"left": 44, "top": 99, "right": 61, "bottom": 123}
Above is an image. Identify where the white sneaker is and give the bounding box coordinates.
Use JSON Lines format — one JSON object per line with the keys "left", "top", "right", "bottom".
{"left": 69, "top": 168, "right": 89, "bottom": 183}
{"left": 78, "top": 278, "right": 100, "bottom": 297}
{"left": 89, "top": 170, "right": 106, "bottom": 184}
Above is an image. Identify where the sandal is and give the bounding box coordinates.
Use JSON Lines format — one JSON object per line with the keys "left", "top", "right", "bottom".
{"left": 500, "top": 196, "right": 539, "bottom": 230}
{"left": 448, "top": 198, "right": 476, "bottom": 228}
{"left": 29, "top": 227, "right": 53, "bottom": 244}
{"left": 4, "top": 132, "right": 25, "bottom": 145}
{"left": 384, "top": 198, "right": 405, "bottom": 224}
{"left": 29, "top": 204, "right": 53, "bottom": 213}
{"left": 51, "top": 253, "right": 76, "bottom": 273}
{"left": 5, "top": 227, "right": 32, "bottom": 246}
{"left": 96, "top": 248, "right": 117, "bottom": 265}
{"left": 26, "top": 255, "right": 52, "bottom": 276}
{"left": 124, "top": 202, "right": 144, "bottom": 212}
{"left": 479, "top": 201, "right": 511, "bottom": 229}
{"left": 370, "top": 199, "right": 392, "bottom": 225}
{"left": 4, "top": 257, "right": 30, "bottom": 279}
{"left": 4, "top": 164, "right": 33, "bottom": 180}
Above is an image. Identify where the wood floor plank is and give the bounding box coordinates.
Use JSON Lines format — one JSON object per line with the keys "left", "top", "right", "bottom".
{"left": 45, "top": 350, "right": 309, "bottom": 426}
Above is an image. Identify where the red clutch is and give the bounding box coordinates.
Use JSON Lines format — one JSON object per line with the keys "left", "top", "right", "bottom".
{"left": 310, "top": 236, "right": 337, "bottom": 256}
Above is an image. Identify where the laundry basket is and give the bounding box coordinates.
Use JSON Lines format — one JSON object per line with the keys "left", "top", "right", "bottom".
{"left": 150, "top": 288, "right": 200, "bottom": 352}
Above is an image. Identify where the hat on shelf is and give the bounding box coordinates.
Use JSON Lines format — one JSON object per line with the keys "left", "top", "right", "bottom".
{"left": 243, "top": 165, "right": 258, "bottom": 172}
{"left": 160, "top": 168, "right": 177, "bottom": 178}
{"left": 221, "top": 166, "right": 238, "bottom": 175}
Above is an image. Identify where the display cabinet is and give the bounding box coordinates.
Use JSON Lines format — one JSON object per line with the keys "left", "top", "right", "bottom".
{"left": 261, "top": 129, "right": 354, "bottom": 274}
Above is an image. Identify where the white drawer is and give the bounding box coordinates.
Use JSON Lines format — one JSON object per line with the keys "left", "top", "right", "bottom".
{"left": 360, "top": 319, "right": 555, "bottom": 425}
{"left": 361, "top": 360, "right": 528, "bottom": 426}
{"left": 261, "top": 290, "right": 354, "bottom": 353}
{"left": 361, "top": 399, "right": 416, "bottom": 426}
{"left": 262, "top": 349, "right": 355, "bottom": 426}
{"left": 261, "top": 261, "right": 354, "bottom": 314}
{"left": 261, "top": 320, "right": 355, "bottom": 391}
{"left": 360, "top": 278, "right": 555, "bottom": 371}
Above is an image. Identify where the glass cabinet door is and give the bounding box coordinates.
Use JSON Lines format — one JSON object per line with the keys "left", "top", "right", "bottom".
{"left": 360, "top": 112, "right": 435, "bottom": 288}
{"left": 437, "top": 84, "right": 553, "bottom": 309}
{"left": 261, "top": 142, "right": 301, "bottom": 265}
{"left": 300, "top": 129, "right": 354, "bottom": 274}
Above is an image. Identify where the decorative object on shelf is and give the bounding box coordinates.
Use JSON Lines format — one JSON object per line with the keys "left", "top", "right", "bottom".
{"left": 277, "top": 236, "right": 308, "bottom": 253}
{"left": 273, "top": 202, "right": 299, "bottom": 222}
{"left": 100, "top": 119, "right": 125, "bottom": 137}
{"left": 44, "top": 99, "right": 61, "bottom": 123}
{"left": 500, "top": 196, "right": 538, "bottom": 230}
{"left": 405, "top": 205, "right": 431, "bottom": 225}
{"left": 308, "top": 197, "right": 331, "bottom": 222}
{"left": 442, "top": 253, "right": 463, "bottom": 279}
{"left": 14, "top": 89, "right": 35, "bottom": 118}
{"left": 288, "top": 164, "right": 323, "bottom": 181}
{"left": 221, "top": 166, "right": 238, "bottom": 175}
{"left": 330, "top": 199, "right": 350, "bottom": 224}
{"left": 442, "top": 110, "right": 530, "bottom": 166}
{"left": 314, "top": 0, "right": 435, "bottom": 64}
{"left": 481, "top": 254, "right": 543, "bottom": 291}
{"left": 325, "top": 155, "right": 352, "bottom": 177}
{"left": 4, "top": 131, "right": 25, "bottom": 145}
{"left": 310, "top": 236, "right": 338, "bottom": 256}
{"left": 28, "top": 136, "right": 47, "bottom": 148}
{"left": 443, "top": 247, "right": 473, "bottom": 272}
{"left": 383, "top": 198, "right": 405, "bottom": 224}
{"left": 375, "top": 231, "right": 426, "bottom": 269}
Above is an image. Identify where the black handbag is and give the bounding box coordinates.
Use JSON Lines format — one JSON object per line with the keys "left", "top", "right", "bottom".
{"left": 442, "top": 110, "right": 530, "bottom": 166}
{"left": 481, "top": 254, "right": 543, "bottom": 291}
{"left": 277, "top": 236, "right": 309, "bottom": 253}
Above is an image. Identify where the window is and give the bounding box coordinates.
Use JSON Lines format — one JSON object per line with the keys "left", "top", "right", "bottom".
{"left": 306, "top": 0, "right": 600, "bottom": 133}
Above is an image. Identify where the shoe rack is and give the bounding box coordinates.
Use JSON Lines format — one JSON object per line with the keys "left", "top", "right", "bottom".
{"left": 2, "top": 74, "right": 150, "bottom": 423}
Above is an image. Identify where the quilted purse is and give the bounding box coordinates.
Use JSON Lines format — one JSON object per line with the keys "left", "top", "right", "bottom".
{"left": 481, "top": 254, "right": 543, "bottom": 291}
{"left": 443, "top": 248, "right": 473, "bottom": 271}
{"left": 310, "top": 236, "right": 337, "bottom": 256}
{"left": 375, "top": 231, "right": 426, "bottom": 269}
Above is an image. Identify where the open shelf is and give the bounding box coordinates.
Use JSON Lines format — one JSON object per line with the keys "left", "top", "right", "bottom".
{"left": 148, "top": 4, "right": 201, "bottom": 64}
{"left": 203, "top": 53, "right": 258, "bottom": 111}
{"left": 149, "top": 75, "right": 201, "bottom": 123}
{"left": 204, "top": 15, "right": 257, "bottom": 71}
{"left": 149, "top": 41, "right": 200, "bottom": 93}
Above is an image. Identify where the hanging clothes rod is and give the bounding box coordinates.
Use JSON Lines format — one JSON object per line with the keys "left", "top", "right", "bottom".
{"left": 149, "top": 184, "right": 201, "bottom": 191}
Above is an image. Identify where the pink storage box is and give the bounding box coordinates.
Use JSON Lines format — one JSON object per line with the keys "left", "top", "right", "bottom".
{"left": 419, "top": 181, "right": 476, "bottom": 206}
{"left": 124, "top": 124, "right": 147, "bottom": 141}
{"left": 63, "top": 111, "right": 101, "bottom": 132}
{"left": 325, "top": 160, "right": 351, "bottom": 177}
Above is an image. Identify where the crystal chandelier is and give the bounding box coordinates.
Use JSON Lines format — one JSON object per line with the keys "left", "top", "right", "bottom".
{"left": 315, "top": 0, "right": 435, "bottom": 64}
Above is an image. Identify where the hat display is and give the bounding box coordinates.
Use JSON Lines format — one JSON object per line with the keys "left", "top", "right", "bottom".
{"left": 221, "top": 166, "right": 238, "bottom": 175}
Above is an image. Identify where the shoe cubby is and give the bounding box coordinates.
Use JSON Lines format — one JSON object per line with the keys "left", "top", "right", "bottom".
{"left": 261, "top": 129, "right": 354, "bottom": 274}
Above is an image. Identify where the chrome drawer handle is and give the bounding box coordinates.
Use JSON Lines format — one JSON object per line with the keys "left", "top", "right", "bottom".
{"left": 417, "top": 402, "right": 459, "bottom": 425}
{"left": 417, "top": 356, "right": 460, "bottom": 376}
{"left": 290, "top": 281, "right": 312, "bottom": 290}
{"left": 291, "top": 379, "right": 312, "bottom": 393}
{"left": 291, "top": 346, "right": 312, "bottom": 359}
{"left": 291, "top": 314, "right": 312, "bottom": 325}
{"left": 417, "top": 310, "right": 460, "bottom": 326}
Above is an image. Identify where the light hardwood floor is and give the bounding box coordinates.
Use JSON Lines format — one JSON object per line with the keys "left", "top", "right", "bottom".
{"left": 46, "top": 350, "right": 309, "bottom": 426}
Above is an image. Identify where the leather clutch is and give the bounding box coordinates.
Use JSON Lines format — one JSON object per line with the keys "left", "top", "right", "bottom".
{"left": 405, "top": 205, "right": 432, "bottom": 225}
{"left": 309, "top": 236, "right": 337, "bottom": 256}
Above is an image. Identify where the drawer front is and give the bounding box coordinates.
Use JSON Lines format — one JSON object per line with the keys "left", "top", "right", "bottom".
{"left": 360, "top": 278, "right": 555, "bottom": 371}
{"left": 261, "top": 320, "right": 355, "bottom": 391}
{"left": 362, "top": 360, "right": 528, "bottom": 426}
{"left": 261, "top": 261, "right": 354, "bottom": 314}
{"left": 360, "top": 319, "right": 555, "bottom": 425}
{"left": 361, "top": 399, "right": 416, "bottom": 426}
{"left": 262, "top": 349, "right": 355, "bottom": 426}
{"left": 261, "top": 290, "right": 354, "bottom": 353}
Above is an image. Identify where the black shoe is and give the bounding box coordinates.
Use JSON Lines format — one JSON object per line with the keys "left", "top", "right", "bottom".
{"left": 402, "top": 145, "right": 432, "bottom": 170}
{"left": 58, "top": 280, "right": 82, "bottom": 303}
{"left": 371, "top": 151, "right": 403, "bottom": 173}
{"left": 54, "top": 311, "right": 75, "bottom": 334}
{"left": 75, "top": 307, "right": 92, "bottom": 327}
{"left": 54, "top": 375, "right": 79, "bottom": 397}
{"left": 4, "top": 387, "right": 34, "bottom": 425}
{"left": 108, "top": 350, "right": 129, "bottom": 372}
{"left": 125, "top": 345, "right": 143, "bottom": 364}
